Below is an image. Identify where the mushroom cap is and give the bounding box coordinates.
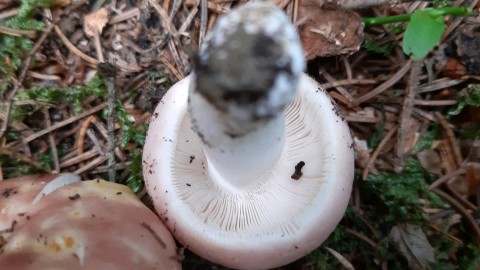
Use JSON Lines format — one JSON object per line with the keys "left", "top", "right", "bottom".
{"left": 143, "top": 74, "right": 354, "bottom": 269}
{"left": 0, "top": 174, "right": 81, "bottom": 234}
{"left": 0, "top": 176, "right": 181, "bottom": 270}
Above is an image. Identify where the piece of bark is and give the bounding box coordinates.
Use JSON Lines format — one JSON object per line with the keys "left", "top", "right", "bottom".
{"left": 297, "top": 2, "right": 363, "bottom": 59}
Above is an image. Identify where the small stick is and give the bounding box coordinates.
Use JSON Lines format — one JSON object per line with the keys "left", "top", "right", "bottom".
{"left": 108, "top": 7, "right": 140, "bottom": 24}
{"left": 436, "top": 112, "right": 463, "bottom": 167}
{"left": 92, "top": 28, "right": 104, "bottom": 62}
{"left": 350, "top": 60, "right": 412, "bottom": 107}
{"left": 427, "top": 168, "right": 466, "bottom": 191}
{"left": 0, "top": 7, "right": 19, "bottom": 20}
{"left": 43, "top": 108, "right": 60, "bottom": 173}
{"left": 320, "top": 69, "right": 354, "bottom": 103}
{"left": 395, "top": 60, "right": 421, "bottom": 172}
{"left": 97, "top": 62, "right": 117, "bottom": 183}
{"left": 320, "top": 77, "right": 383, "bottom": 89}
{"left": 433, "top": 188, "right": 480, "bottom": 245}
{"left": 362, "top": 127, "right": 397, "bottom": 180}
{"left": 199, "top": 0, "right": 208, "bottom": 45}
{"left": 74, "top": 156, "right": 108, "bottom": 174}
{"left": 0, "top": 25, "right": 36, "bottom": 38}
{"left": 24, "top": 103, "right": 107, "bottom": 143}
{"left": 54, "top": 25, "right": 99, "bottom": 66}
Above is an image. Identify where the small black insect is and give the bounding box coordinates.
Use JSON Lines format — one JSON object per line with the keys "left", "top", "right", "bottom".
{"left": 291, "top": 161, "right": 305, "bottom": 180}
{"left": 69, "top": 194, "right": 81, "bottom": 200}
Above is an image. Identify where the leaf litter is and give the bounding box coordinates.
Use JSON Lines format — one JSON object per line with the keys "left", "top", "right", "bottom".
{"left": 0, "top": 0, "right": 480, "bottom": 269}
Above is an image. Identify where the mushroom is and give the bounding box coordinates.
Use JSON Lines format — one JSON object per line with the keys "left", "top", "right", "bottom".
{"left": 0, "top": 173, "right": 81, "bottom": 236}
{"left": 142, "top": 2, "right": 354, "bottom": 269}
{"left": 0, "top": 174, "right": 181, "bottom": 270}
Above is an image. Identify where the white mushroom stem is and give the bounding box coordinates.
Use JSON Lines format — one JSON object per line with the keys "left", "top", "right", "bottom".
{"left": 188, "top": 2, "right": 304, "bottom": 189}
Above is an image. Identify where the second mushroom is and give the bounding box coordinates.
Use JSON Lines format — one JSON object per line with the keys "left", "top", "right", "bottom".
{"left": 143, "top": 2, "right": 354, "bottom": 269}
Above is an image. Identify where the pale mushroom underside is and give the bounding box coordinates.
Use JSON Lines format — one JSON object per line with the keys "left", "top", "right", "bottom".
{"left": 143, "top": 74, "right": 354, "bottom": 269}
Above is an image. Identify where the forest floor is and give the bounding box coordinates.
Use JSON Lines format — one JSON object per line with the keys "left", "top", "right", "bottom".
{"left": 0, "top": 0, "right": 480, "bottom": 269}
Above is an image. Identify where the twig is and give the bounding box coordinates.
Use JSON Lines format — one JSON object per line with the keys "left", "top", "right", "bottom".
{"left": 92, "top": 28, "right": 104, "bottom": 62}
{"left": 362, "top": 127, "right": 397, "bottom": 180}
{"left": 413, "top": 100, "right": 457, "bottom": 106}
{"left": 319, "top": 78, "right": 380, "bottom": 90}
{"left": 27, "top": 70, "right": 62, "bottom": 81}
{"left": 77, "top": 116, "right": 94, "bottom": 156}
{"left": 0, "top": 25, "right": 36, "bottom": 38}
{"left": 417, "top": 78, "right": 464, "bottom": 93}
{"left": 169, "top": 0, "right": 182, "bottom": 20}
{"left": 24, "top": 103, "right": 108, "bottom": 143}
{"left": 97, "top": 62, "right": 117, "bottom": 183}
{"left": 159, "top": 55, "right": 184, "bottom": 80}
{"left": 74, "top": 156, "right": 108, "bottom": 174}
{"left": 435, "top": 112, "right": 463, "bottom": 167}
{"left": 108, "top": 7, "right": 140, "bottom": 24}
{"left": 0, "top": 7, "right": 19, "bottom": 20}
{"left": 448, "top": 187, "right": 477, "bottom": 211}
{"left": 60, "top": 148, "right": 98, "bottom": 168}
{"left": 178, "top": 4, "right": 199, "bottom": 34}
{"left": 54, "top": 25, "right": 100, "bottom": 66}
{"left": 185, "top": 0, "right": 229, "bottom": 13}
{"left": 427, "top": 168, "right": 466, "bottom": 191}
{"left": 319, "top": 69, "right": 354, "bottom": 103}
{"left": 395, "top": 60, "right": 421, "bottom": 172}
{"left": 350, "top": 60, "right": 412, "bottom": 107}
{"left": 199, "top": 0, "right": 208, "bottom": 45}
{"left": 87, "top": 129, "right": 105, "bottom": 155}
{"left": 168, "top": 40, "right": 186, "bottom": 78}
{"left": 346, "top": 228, "right": 377, "bottom": 248}
{"left": 433, "top": 188, "right": 480, "bottom": 245}
{"left": 43, "top": 108, "right": 60, "bottom": 173}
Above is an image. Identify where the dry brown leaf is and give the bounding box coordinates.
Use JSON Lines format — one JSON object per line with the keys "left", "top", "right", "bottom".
{"left": 447, "top": 163, "right": 480, "bottom": 197}
{"left": 416, "top": 150, "right": 442, "bottom": 175}
{"left": 84, "top": 8, "right": 109, "bottom": 37}
{"left": 297, "top": 2, "right": 363, "bottom": 59}
{"left": 389, "top": 224, "right": 435, "bottom": 270}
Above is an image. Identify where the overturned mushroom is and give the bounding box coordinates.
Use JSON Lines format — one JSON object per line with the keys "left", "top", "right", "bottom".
{"left": 143, "top": 2, "right": 354, "bottom": 269}
{"left": 0, "top": 174, "right": 181, "bottom": 270}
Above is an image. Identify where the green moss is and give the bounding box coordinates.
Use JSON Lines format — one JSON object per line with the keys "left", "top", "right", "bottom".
{"left": 362, "top": 39, "right": 395, "bottom": 57}
{"left": 13, "top": 74, "right": 107, "bottom": 122}
{"left": 114, "top": 99, "right": 147, "bottom": 150}
{"left": 0, "top": 0, "right": 59, "bottom": 91}
{"left": 126, "top": 152, "right": 144, "bottom": 193}
{"left": 449, "top": 84, "right": 480, "bottom": 116}
{"left": 0, "top": 36, "right": 33, "bottom": 92}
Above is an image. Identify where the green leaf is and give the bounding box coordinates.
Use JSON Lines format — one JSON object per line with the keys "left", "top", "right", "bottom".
{"left": 403, "top": 10, "right": 446, "bottom": 60}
